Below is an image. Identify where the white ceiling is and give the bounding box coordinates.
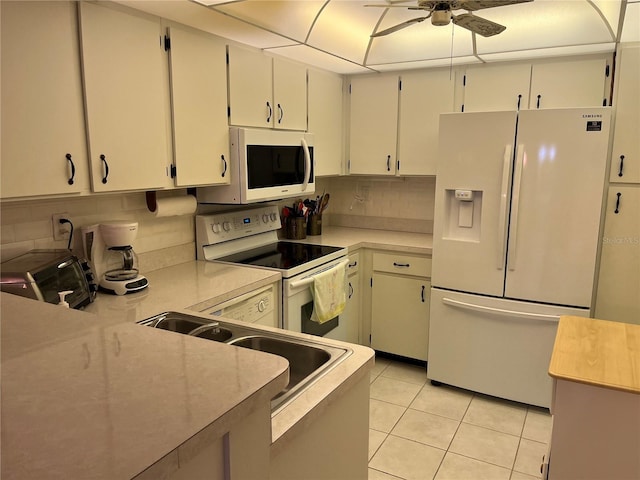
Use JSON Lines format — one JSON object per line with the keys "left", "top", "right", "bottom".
{"left": 120, "top": 0, "right": 640, "bottom": 74}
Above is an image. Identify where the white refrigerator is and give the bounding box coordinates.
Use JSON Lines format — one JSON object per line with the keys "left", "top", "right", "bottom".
{"left": 428, "top": 107, "right": 611, "bottom": 408}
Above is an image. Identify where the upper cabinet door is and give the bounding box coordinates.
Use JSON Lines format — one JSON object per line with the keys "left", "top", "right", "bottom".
{"left": 168, "top": 26, "right": 230, "bottom": 187}
{"left": 273, "top": 57, "right": 307, "bottom": 131}
{"left": 349, "top": 74, "right": 399, "bottom": 175}
{"left": 463, "top": 63, "right": 532, "bottom": 112}
{"left": 79, "top": 2, "right": 170, "bottom": 192}
{"left": 610, "top": 44, "right": 640, "bottom": 184}
{"left": 530, "top": 58, "right": 608, "bottom": 109}
{"left": 227, "top": 45, "right": 273, "bottom": 128}
{"left": 308, "top": 69, "right": 344, "bottom": 177}
{"left": 1, "top": 1, "right": 89, "bottom": 199}
{"left": 398, "top": 69, "right": 456, "bottom": 175}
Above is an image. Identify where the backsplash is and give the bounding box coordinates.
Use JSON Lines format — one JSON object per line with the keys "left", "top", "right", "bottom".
{"left": 317, "top": 176, "right": 436, "bottom": 234}
{"left": 0, "top": 191, "right": 195, "bottom": 272}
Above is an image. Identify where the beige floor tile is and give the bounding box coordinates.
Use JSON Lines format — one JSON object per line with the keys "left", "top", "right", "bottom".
{"left": 369, "top": 435, "right": 445, "bottom": 480}
{"left": 369, "top": 467, "right": 404, "bottom": 480}
{"left": 370, "top": 399, "right": 407, "bottom": 433}
{"left": 381, "top": 361, "right": 428, "bottom": 385}
{"left": 434, "top": 452, "right": 511, "bottom": 480}
{"left": 522, "top": 408, "right": 552, "bottom": 443}
{"left": 369, "top": 429, "right": 388, "bottom": 461}
{"left": 370, "top": 376, "right": 422, "bottom": 408}
{"left": 391, "top": 409, "right": 460, "bottom": 450}
{"left": 513, "top": 438, "right": 547, "bottom": 477}
{"left": 410, "top": 383, "right": 473, "bottom": 421}
{"left": 449, "top": 423, "right": 520, "bottom": 469}
{"left": 462, "top": 396, "right": 527, "bottom": 436}
{"left": 371, "top": 356, "right": 392, "bottom": 376}
{"left": 510, "top": 470, "right": 540, "bottom": 480}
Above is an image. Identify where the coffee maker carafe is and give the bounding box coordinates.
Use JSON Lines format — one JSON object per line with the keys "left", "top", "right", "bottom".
{"left": 98, "top": 222, "right": 148, "bottom": 295}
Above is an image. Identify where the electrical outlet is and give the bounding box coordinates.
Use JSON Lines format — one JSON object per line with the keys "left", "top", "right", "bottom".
{"left": 52, "top": 213, "right": 72, "bottom": 241}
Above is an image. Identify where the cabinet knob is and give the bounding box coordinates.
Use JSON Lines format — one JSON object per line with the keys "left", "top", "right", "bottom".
{"left": 65, "top": 153, "right": 75, "bottom": 185}
{"left": 100, "top": 154, "right": 109, "bottom": 184}
{"left": 618, "top": 155, "right": 625, "bottom": 177}
{"left": 536, "top": 94, "right": 542, "bottom": 109}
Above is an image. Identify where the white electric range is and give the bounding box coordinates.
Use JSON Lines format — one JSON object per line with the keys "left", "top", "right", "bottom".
{"left": 196, "top": 205, "right": 350, "bottom": 340}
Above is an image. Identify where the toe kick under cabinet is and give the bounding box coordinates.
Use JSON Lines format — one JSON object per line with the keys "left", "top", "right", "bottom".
{"left": 370, "top": 251, "right": 431, "bottom": 361}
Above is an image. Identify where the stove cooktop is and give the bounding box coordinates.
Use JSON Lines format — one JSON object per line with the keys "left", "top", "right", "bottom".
{"left": 215, "top": 241, "right": 344, "bottom": 272}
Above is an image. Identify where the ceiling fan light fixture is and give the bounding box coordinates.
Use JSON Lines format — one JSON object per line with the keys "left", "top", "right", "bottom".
{"left": 431, "top": 9, "right": 452, "bottom": 26}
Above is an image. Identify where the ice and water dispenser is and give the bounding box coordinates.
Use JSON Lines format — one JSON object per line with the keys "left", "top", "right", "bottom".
{"left": 442, "top": 189, "right": 482, "bottom": 241}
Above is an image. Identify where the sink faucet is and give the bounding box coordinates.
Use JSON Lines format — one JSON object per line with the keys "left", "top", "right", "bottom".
{"left": 187, "top": 321, "right": 221, "bottom": 337}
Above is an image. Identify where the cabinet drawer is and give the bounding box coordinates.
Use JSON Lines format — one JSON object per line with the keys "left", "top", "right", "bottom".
{"left": 373, "top": 252, "right": 431, "bottom": 277}
{"left": 347, "top": 252, "right": 360, "bottom": 275}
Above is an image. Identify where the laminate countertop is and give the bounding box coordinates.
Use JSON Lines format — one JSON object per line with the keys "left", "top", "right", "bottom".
{"left": 0, "top": 293, "right": 289, "bottom": 480}
{"left": 549, "top": 315, "right": 640, "bottom": 394}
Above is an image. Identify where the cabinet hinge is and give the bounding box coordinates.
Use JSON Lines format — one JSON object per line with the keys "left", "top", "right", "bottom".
{"left": 164, "top": 35, "right": 171, "bottom": 51}
{"left": 605, "top": 64, "right": 610, "bottom": 77}
{"left": 369, "top": 334, "right": 372, "bottom": 344}
{"left": 170, "top": 164, "right": 177, "bottom": 178}
{"left": 227, "top": 106, "right": 231, "bottom": 118}
{"left": 463, "top": 74, "right": 466, "bottom": 86}
{"left": 397, "top": 159, "right": 400, "bottom": 171}
{"left": 226, "top": 51, "right": 229, "bottom": 64}
{"left": 349, "top": 83, "right": 352, "bottom": 94}
{"left": 603, "top": 98, "right": 607, "bottom": 106}
{"left": 461, "top": 104, "right": 465, "bottom": 112}
{"left": 370, "top": 277, "right": 373, "bottom": 288}
{"left": 399, "top": 79, "right": 402, "bottom": 91}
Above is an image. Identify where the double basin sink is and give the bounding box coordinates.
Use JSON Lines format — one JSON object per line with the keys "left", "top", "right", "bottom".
{"left": 138, "top": 312, "right": 351, "bottom": 414}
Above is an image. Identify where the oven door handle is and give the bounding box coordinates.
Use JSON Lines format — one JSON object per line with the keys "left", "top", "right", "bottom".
{"left": 289, "top": 258, "right": 349, "bottom": 289}
{"left": 301, "top": 137, "right": 311, "bottom": 192}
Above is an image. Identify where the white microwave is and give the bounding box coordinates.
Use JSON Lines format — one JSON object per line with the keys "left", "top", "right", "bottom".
{"left": 197, "top": 127, "right": 315, "bottom": 204}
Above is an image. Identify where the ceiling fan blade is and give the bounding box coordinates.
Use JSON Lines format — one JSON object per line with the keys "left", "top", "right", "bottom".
{"left": 458, "top": 0, "right": 533, "bottom": 12}
{"left": 371, "top": 16, "right": 430, "bottom": 37}
{"left": 364, "top": 1, "right": 416, "bottom": 8}
{"left": 452, "top": 13, "right": 506, "bottom": 37}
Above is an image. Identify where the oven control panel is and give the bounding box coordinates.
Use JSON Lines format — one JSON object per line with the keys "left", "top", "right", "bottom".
{"left": 196, "top": 205, "right": 282, "bottom": 246}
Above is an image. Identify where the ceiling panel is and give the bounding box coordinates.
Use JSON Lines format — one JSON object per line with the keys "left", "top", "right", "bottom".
{"left": 121, "top": 0, "right": 632, "bottom": 73}
{"left": 213, "top": 1, "right": 326, "bottom": 42}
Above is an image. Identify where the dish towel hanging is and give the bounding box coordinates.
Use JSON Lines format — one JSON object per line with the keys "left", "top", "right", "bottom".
{"left": 310, "top": 261, "right": 348, "bottom": 324}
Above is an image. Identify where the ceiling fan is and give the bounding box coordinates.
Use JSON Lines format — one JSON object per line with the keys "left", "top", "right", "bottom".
{"left": 367, "top": 0, "right": 533, "bottom": 38}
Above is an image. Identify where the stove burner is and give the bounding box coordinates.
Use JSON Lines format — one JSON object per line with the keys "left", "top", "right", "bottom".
{"left": 216, "top": 241, "right": 343, "bottom": 271}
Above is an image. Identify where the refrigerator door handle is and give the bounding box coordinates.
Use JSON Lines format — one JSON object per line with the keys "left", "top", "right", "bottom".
{"left": 442, "top": 297, "right": 560, "bottom": 322}
{"left": 497, "top": 144, "right": 512, "bottom": 270}
{"left": 507, "top": 144, "right": 525, "bottom": 271}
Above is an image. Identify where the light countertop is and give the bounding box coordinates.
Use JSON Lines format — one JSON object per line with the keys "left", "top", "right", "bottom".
{"left": 1, "top": 293, "right": 289, "bottom": 480}
{"left": 549, "top": 315, "right": 640, "bottom": 394}
{"left": 295, "top": 226, "right": 432, "bottom": 255}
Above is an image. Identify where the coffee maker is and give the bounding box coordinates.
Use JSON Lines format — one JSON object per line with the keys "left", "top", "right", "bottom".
{"left": 96, "top": 222, "right": 148, "bottom": 295}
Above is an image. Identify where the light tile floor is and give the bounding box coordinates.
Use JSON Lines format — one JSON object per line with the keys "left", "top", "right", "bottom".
{"left": 368, "top": 355, "right": 552, "bottom": 480}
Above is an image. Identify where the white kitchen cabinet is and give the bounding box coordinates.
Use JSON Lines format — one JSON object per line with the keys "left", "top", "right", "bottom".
{"left": 79, "top": 2, "right": 171, "bottom": 193}
{"left": 167, "top": 25, "right": 230, "bottom": 187}
{"left": 1, "top": 1, "right": 89, "bottom": 199}
{"left": 609, "top": 44, "right": 640, "bottom": 184}
{"left": 370, "top": 252, "right": 431, "bottom": 361}
{"left": 463, "top": 63, "right": 531, "bottom": 112}
{"left": 348, "top": 74, "right": 399, "bottom": 175}
{"left": 463, "top": 56, "right": 609, "bottom": 112}
{"left": 398, "top": 69, "right": 456, "bottom": 175}
{"left": 227, "top": 45, "right": 307, "bottom": 131}
{"left": 530, "top": 57, "right": 608, "bottom": 109}
{"left": 308, "top": 68, "right": 344, "bottom": 177}
{"left": 595, "top": 186, "right": 640, "bottom": 324}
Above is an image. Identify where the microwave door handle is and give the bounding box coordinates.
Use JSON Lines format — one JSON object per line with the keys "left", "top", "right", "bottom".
{"left": 301, "top": 137, "right": 311, "bottom": 191}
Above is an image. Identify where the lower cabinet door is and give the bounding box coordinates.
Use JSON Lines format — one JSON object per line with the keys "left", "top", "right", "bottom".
{"left": 371, "top": 273, "right": 429, "bottom": 361}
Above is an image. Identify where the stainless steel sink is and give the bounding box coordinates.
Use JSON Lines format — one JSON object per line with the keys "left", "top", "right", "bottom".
{"left": 138, "top": 312, "right": 351, "bottom": 414}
